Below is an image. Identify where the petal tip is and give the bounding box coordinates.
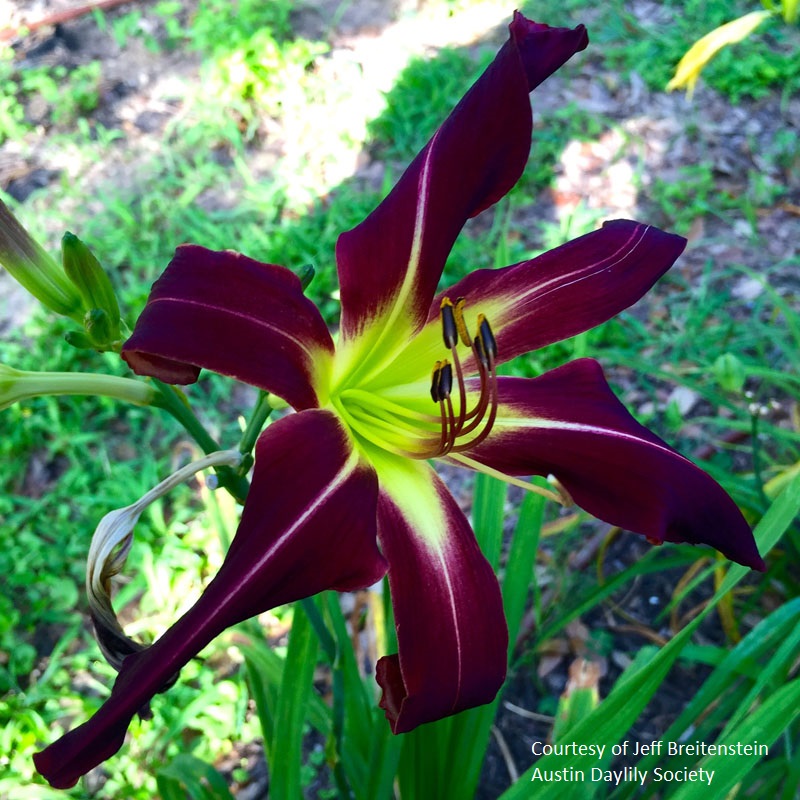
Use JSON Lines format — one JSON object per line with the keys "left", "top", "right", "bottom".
{"left": 510, "top": 12, "right": 589, "bottom": 90}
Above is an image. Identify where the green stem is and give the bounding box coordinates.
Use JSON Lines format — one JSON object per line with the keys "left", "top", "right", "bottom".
{"left": 238, "top": 390, "right": 274, "bottom": 458}
{"left": 152, "top": 378, "right": 250, "bottom": 504}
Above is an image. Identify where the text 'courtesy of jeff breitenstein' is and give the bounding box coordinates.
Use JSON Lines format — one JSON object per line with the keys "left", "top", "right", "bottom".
{"left": 529, "top": 740, "right": 770, "bottom": 786}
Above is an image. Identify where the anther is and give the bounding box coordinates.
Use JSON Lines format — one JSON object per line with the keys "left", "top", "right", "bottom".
{"left": 438, "top": 360, "right": 453, "bottom": 399}
{"left": 430, "top": 360, "right": 443, "bottom": 402}
{"left": 477, "top": 314, "right": 497, "bottom": 361}
{"left": 425, "top": 305, "right": 499, "bottom": 458}
{"left": 473, "top": 335, "right": 489, "bottom": 370}
{"left": 454, "top": 297, "right": 471, "bottom": 346}
{"left": 440, "top": 297, "right": 458, "bottom": 349}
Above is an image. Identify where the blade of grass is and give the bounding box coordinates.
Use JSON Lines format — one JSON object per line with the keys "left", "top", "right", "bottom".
{"left": 615, "top": 598, "right": 800, "bottom": 799}
{"left": 472, "top": 470, "right": 508, "bottom": 570}
{"left": 668, "top": 678, "right": 800, "bottom": 800}
{"left": 157, "top": 754, "right": 236, "bottom": 800}
{"left": 269, "top": 603, "right": 317, "bottom": 800}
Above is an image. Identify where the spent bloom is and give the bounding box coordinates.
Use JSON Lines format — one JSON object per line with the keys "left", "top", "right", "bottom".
{"left": 35, "top": 13, "right": 763, "bottom": 789}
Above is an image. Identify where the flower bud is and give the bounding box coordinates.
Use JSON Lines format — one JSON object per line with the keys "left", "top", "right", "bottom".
{"left": 86, "top": 450, "right": 242, "bottom": 670}
{"left": 64, "top": 330, "right": 96, "bottom": 350}
{"left": 296, "top": 262, "right": 315, "bottom": 291}
{"left": 713, "top": 352, "right": 746, "bottom": 394}
{"left": 84, "top": 308, "right": 116, "bottom": 347}
{"left": 62, "top": 232, "right": 121, "bottom": 346}
{"left": 0, "top": 200, "right": 83, "bottom": 320}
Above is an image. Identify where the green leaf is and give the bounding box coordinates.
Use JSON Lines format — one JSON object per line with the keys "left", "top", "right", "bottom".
{"left": 157, "top": 753, "right": 236, "bottom": 800}
{"left": 471, "top": 470, "right": 508, "bottom": 570}
{"left": 61, "top": 231, "right": 121, "bottom": 343}
{"left": 269, "top": 604, "right": 317, "bottom": 800}
{"left": 239, "top": 621, "right": 333, "bottom": 764}
{"left": 668, "top": 678, "right": 800, "bottom": 800}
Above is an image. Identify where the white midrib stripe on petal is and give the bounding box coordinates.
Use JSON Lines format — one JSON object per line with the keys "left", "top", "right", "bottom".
{"left": 201, "top": 446, "right": 361, "bottom": 629}
{"left": 436, "top": 540, "right": 463, "bottom": 712}
{"left": 502, "top": 416, "right": 691, "bottom": 463}
{"left": 500, "top": 224, "right": 649, "bottom": 322}
{"left": 378, "top": 132, "right": 434, "bottom": 337}
{"left": 149, "top": 295, "right": 323, "bottom": 363}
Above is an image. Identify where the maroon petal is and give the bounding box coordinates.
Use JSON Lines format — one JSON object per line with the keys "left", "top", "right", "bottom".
{"left": 440, "top": 220, "right": 686, "bottom": 367}
{"left": 460, "top": 360, "right": 764, "bottom": 570}
{"left": 34, "top": 410, "right": 386, "bottom": 788}
{"left": 121, "top": 246, "right": 334, "bottom": 410}
{"left": 335, "top": 14, "right": 588, "bottom": 354}
{"left": 374, "top": 460, "right": 507, "bottom": 733}
{"left": 368, "top": 221, "right": 685, "bottom": 389}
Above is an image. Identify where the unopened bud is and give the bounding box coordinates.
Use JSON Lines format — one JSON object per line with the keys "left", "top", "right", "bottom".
{"left": 296, "top": 263, "right": 315, "bottom": 291}
{"left": 86, "top": 450, "right": 242, "bottom": 669}
{"left": 713, "top": 353, "right": 746, "bottom": 394}
{"left": 84, "top": 307, "right": 116, "bottom": 347}
{"left": 64, "top": 330, "right": 96, "bottom": 350}
{"left": 62, "top": 232, "right": 121, "bottom": 346}
{"left": 0, "top": 200, "right": 83, "bottom": 320}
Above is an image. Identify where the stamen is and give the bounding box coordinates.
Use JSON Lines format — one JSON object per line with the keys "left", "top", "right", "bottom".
{"left": 438, "top": 361, "right": 453, "bottom": 399}
{"left": 473, "top": 334, "right": 489, "bottom": 371}
{"left": 451, "top": 318, "right": 498, "bottom": 452}
{"left": 477, "top": 314, "right": 497, "bottom": 361}
{"left": 454, "top": 297, "right": 471, "bottom": 346}
{"left": 449, "top": 453, "right": 565, "bottom": 505}
{"left": 431, "top": 297, "right": 498, "bottom": 457}
{"left": 440, "top": 296, "right": 468, "bottom": 433}
{"left": 430, "top": 360, "right": 443, "bottom": 402}
{"left": 440, "top": 297, "right": 459, "bottom": 349}
{"left": 547, "top": 474, "right": 574, "bottom": 506}
{"left": 424, "top": 302, "right": 501, "bottom": 459}
{"left": 442, "top": 392, "right": 457, "bottom": 454}
{"left": 452, "top": 357, "right": 497, "bottom": 452}
{"left": 437, "top": 360, "right": 458, "bottom": 454}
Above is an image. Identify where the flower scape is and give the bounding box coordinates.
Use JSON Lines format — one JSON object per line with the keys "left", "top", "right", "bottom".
{"left": 34, "top": 12, "right": 763, "bottom": 790}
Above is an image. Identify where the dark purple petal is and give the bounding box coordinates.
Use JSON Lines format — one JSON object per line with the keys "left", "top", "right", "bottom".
{"left": 441, "top": 220, "right": 686, "bottom": 368}
{"left": 374, "top": 463, "right": 507, "bottom": 733}
{"left": 121, "top": 246, "right": 334, "bottom": 410}
{"left": 460, "top": 360, "right": 764, "bottom": 570}
{"left": 34, "top": 410, "right": 386, "bottom": 788}
{"left": 369, "top": 221, "right": 685, "bottom": 389}
{"left": 335, "top": 14, "right": 588, "bottom": 348}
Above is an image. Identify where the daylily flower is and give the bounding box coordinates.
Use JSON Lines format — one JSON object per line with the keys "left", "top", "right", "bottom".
{"left": 35, "top": 12, "right": 763, "bottom": 789}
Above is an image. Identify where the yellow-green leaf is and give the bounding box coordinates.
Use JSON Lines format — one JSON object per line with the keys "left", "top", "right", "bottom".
{"left": 667, "top": 10, "right": 773, "bottom": 96}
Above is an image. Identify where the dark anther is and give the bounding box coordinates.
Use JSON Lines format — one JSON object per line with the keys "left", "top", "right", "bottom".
{"left": 430, "top": 360, "right": 443, "bottom": 402}
{"left": 477, "top": 314, "right": 497, "bottom": 361}
{"left": 474, "top": 336, "right": 489, "bottom": 370}
{"left": 440, "top": 297, "right": 458, "bottom": 349}
{"left": 439, "top": 361, "right": 453, "bottom": 399}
